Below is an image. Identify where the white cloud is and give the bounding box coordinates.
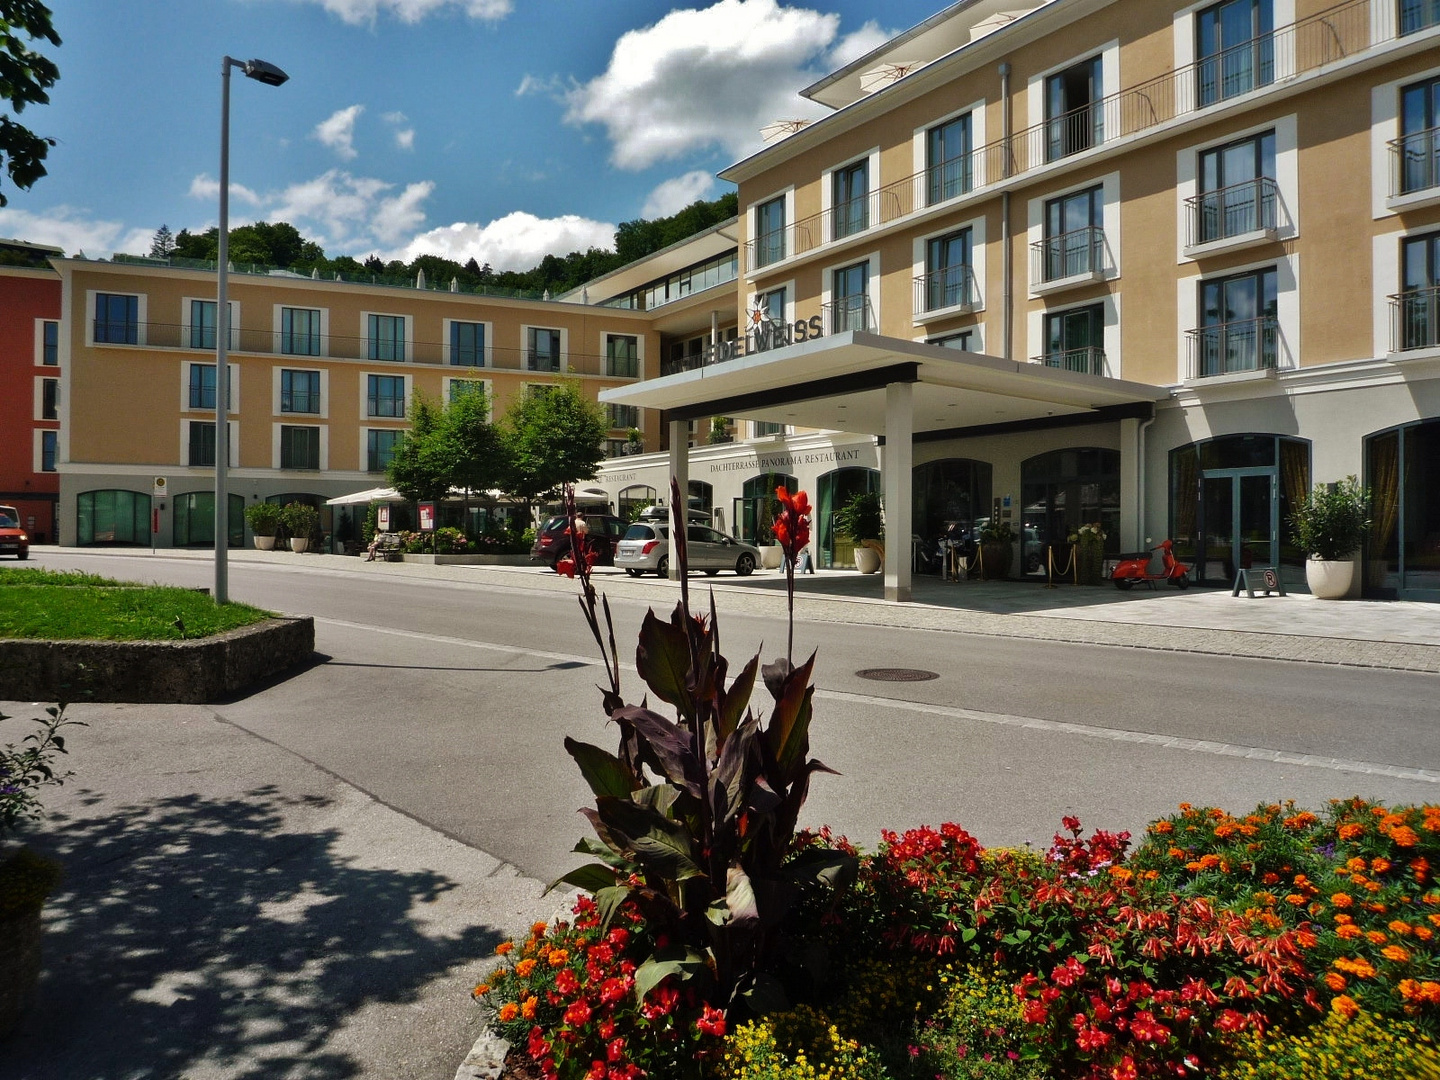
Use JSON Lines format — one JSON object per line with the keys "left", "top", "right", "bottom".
{"left": 371, "top": 181, "right": 434, "bottom": 245}
{"left": 641, "top": 171, "right": 716, "bottom": 218}
{"left": 383, "top": 211, "right": 615, "bottom": 272}
{"left": 515, "top": 73, "right": 573, "bottom": 102}
{"left": 288, "top": 0, "right": 512, "bottom": 25}
{"left": 0, "top": 206, "right": 153, "bottom": 258}
{"left": 394, "top": 128, "right": 415, "bottom": 150}
{"left": 564, "top": 0, "right": 854, "bottom": 170}
{"left": 828, "top": 20, "right": 893, "bottom": 67}
{"left": 267, "top": 169, "right": 399, "bottom": 246}
{"left": 314, "top": 104, "right": 364, "bottom": 160}
{"left": 187, "top": 174, "right": 263, "bottom": 206}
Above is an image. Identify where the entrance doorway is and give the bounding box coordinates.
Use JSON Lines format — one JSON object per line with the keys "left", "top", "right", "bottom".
{"left": 735, "top": 472, "right": 797, "bottom": 545}
{"left": 817, "top": 467, "right": 880, "bottom": 568}
{"left": 1020, "top": 448, "right": 1120, "bottom": 578}
{"left": 1199, "top": 469, "right": 1274, "bottom": 583}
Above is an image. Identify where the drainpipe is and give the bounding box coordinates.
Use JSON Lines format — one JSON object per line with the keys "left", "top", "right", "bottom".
{"left": 999, "top": 62, "right": 1013, "bottom": 363}
{"left": 1137, "top": 410, "right": 1156, "bottom": 547}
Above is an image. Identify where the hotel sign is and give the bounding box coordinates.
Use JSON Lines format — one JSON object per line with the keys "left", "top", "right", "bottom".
{"left": 695, "top": 301, "right": 825, "bottom": 368}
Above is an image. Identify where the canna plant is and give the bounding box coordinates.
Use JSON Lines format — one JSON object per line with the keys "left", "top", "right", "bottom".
{"left": 550, "top": 477, "right": 853, "bottom": 1018}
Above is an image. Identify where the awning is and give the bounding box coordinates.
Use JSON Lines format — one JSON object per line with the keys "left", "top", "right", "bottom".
{"left": 325, "top": 486, "right": 402, "bottom": 506}
{"left": 598, "top": 331, "right": 1167, "bottom": 437}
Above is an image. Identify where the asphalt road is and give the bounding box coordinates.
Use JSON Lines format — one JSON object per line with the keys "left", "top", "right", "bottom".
{"left": 25, "top": 549, "right": 1440, "bottom": 885}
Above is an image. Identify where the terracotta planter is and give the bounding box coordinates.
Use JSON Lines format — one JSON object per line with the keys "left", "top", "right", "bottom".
{"left": 290, "top": 537, "right": 310, "bottom": 554}
{"left": 1306, "top": 557, "right": 1355, "bottom": 600}
{"left": 0, "top": 906, "right": 42, "bottom": 1039}
{"left": 254, "top": 535, "right": 276, "bottom": 551}
{"left": 978, "top": 541, "right": 1013, "bottom": 580}
{"left": 853, "top": 546, "right": 881, "bottom": 574}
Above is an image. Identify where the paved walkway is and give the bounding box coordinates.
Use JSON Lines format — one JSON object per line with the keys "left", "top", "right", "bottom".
{"left": 62, "top": 546, "right": 1440, "bottom": 672}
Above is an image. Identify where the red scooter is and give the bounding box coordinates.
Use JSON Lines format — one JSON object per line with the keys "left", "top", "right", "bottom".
{"left": 1111, "top": 539, "right": 1192, "bottom": 590}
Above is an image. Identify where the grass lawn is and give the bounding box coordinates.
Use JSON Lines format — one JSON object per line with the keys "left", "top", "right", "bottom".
{"left": 0, "top": 568, "right": 274, "bottom": 641}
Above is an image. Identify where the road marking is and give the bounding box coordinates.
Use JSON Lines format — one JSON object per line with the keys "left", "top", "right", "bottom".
{"left": 315, "top": 618, "right": 1439, "bottom": 785}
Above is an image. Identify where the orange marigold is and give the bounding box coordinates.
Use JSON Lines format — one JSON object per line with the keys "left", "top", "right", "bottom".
{"left": 1367, "top": 930, "right": 1389, "bottom": 945}
{"left": 1336, "top": 924, "right": 1363, "bottom": 940}
{"left": 1348, "top": 857, "right": 1368, "bottom": 873}
{"left": 522, "top": 996, "right": 538, "bottom": 1020}
{"left": 1200, "top": 854, "right": 1222, "bottom": 870}
{"left": 1390, "top": 920, "right": 1413, "bottom": 935}
{"left": 1415, "top": 927, "right": 1434, "bottom": 941}
{"left": 530, "top": 921, "right": 548, "bottom": 937}
{"left": 1285, "top": 894, "right": 1307, "bottom": 906}
{"left": 1262, "top": 872, "right": 1280, "bottom": 885}
{"left": 496, "top": 941, "right": 514, "bottom": 956}
{"left": 547, "top": 949, "right": 570, "bottom": 968}
{"left": 1334, "top": 957, "right": 1378, "bottom": 979}
{"left": 1423, "top": 982, "right": 1440, "bottom": 1004}
{"left": 1331, "top": 995, "right": 1360, "bottom": 1021}
{"left": 1338, "top": 824, "right": 1365, "bottom": 841}
{"left": 498, "top": 1002, "right": 519, "bottom": 1022}
{"left": 1169, "top": 847, "right": 1186, "bottom": 860}
{"left": 1324, "top": 972, "right": 1348, "bottom": 992}
{"left": 1151, "top": 821, "right": 1174, "bottom": 834}
{"left": 1352, "top": 874, "right": 1371, "bottom": 887}
{"left": 1391, "top": 825, "right": 1421, "bottom": 848}
{"left": 1332, "top": 893, "right": 1354, "bottom": 908}
{"left": 473, "top": 983, "right": 490, "bottom": 997}
{"left": 515, "top": 959, "right": 536, "bottom": 978}
{"left": 1383, "top": 945, "right": 1412, "bottom": 963}
{"left": 1373, "top": 858, "right": 1392, "bottom": 874}
{"left": 1401, "top": 979, "right": 1423, "bottom": 1001}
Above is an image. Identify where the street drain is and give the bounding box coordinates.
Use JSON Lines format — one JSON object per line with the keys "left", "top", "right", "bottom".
{"left": 855, "top": 667, "right": 939, "bottom": 683}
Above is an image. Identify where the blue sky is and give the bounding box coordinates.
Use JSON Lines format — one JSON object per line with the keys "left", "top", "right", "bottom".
{"left": 0, "top": 0, "right": 942, "bottom": 269}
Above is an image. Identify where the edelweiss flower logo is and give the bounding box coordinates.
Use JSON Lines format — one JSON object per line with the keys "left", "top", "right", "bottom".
{"left": 748, "top": 297, "right": 773, "bottom": 328}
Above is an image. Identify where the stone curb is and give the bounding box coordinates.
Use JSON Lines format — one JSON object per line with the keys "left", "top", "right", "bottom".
{"left": 454, "top": 1029, "right": 510, "bottom": 1080}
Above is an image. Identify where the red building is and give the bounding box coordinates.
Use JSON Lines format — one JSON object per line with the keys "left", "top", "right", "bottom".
{"left": 0, "top": 239, "right": 63, "bottom": 544}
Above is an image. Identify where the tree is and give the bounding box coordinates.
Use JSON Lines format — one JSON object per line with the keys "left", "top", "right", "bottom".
{"left": 0, "top": 0, "right": 60, "bottom": 208}
{"left": 384, "top": 395, "right": 446, "bottom": 505}
{"left": 386, "top": 388, "right": 508, "bottom": 530}
{"left": 501, "top": 382, "right": 607, "bottom": 516}
{"left": 149, "top": 225, "right": 175, "bottom": 258}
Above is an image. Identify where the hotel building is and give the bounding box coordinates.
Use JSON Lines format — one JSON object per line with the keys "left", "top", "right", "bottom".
{"left": 597, "top": 0, "right": 1440, "bottom": 602}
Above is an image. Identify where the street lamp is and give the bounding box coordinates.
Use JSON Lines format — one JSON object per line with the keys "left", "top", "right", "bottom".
{"left": 215, "top": 56, "right": 288, "bottom": 604}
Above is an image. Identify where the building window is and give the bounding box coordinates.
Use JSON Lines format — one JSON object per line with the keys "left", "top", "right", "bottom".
{"left": 281, "top": 369, "right": 320, "bottom": 414}
{"left": 1194, "top": 130, "right": 1276, "bottom": 244}
{"left": 829, "top": 261, "right": 870, "bottom": 333}
{"left": 41, "top": 320, "right": 57, "bottom": 365}
{"left": 449, "top": 378, "right": 487, "bottom": 403}
{"left": 189, "top": 364, "right": 217, "bottom": 410}
{"left": 832, "top": 158, "right": 869, "bottom": 239}
{"left": 368, "top": 314, "right": 405, "bottom": 362}
{"left": 94, "top": 293, "right": 139, "bottom": 344}
{"left": 450, "top": 321, "right": 484, "bottom": 366}
{"left": 280, "top": 425, "right": 321, "bottom": 469}
{"left": 1194, "top": 266, "right": 1279, "bottom": 376}
{"left": 1196, "top": 0, "right": 1273, "bottom": 107}
{"left": 41, "top": 378, "right": 58, "bottom": 420}
{"left": 524, "top": 382, "right": 558, "bottom": 402}
{"left": 1398, "top": 76, "right": 1440, "bottom": 196}
{"left": 929, "top": 331, "right": 974, "bottom": 351}
{"left": 281, "top": 307, "right": 321, "bottom": 355}
{"left": 927, "top": 113, "right": 972, "bottom": 204}
{"left": 188, "top": 421, "right": 217, "bottom": 467}
{"left": 1397, "top": 231, "right": 1440, "bottom": 350}
{"left": 606, "top": 334, "right": 638, "bottom": 378}
{"left": 1040, "top": 186, "right": 1104, "bottom": 281}
{"left": 606, "top": 403, "right": 638, "bottom": 429}
{"left": 75, "top": 489, "right": 151, "bottom": 545}
{"left": 605, "top": 439, "right": 629, "bottom": 458}
{"left": 1042, "top": 304, "right": 1105, "bottom": 374}
{"left": 758, "top": 287, "right": 787, "bottom": 325}
{"left": 1401, "top": 0, "right": 1440, "bottom": 34}
{"left": 755, "top": 195, "right": 786, "bottom": 267}
{"left": 189, "top": 299, "right": 217, "bottom": 350}
{"left": 367, "top": 374, "right": 405, "bottom": 418}
{"left": 753, "top": 421, "right": 787, "bottom": 437}
{"left": 41, "top": 430, "right": 57, "bottom": 472}
{"left": 527, "top": 328, "right": 561, "bottom": 372}
{"left": 367, "top": 429, "right": 402, "bottom": 472}
{"left": 1045, "top": 56, "right": 1102, "bottom": 162}
{"left": 922, "top": 228, "right": 973, "bottom": 311}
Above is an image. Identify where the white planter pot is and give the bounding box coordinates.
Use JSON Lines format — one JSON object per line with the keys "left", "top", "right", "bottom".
{"left": 760, "top": 544, "right": 784, "bottom": 570}
{"left": 853, "top": 546, "right": 882, "bottom": 574}
{"left": 290, "top": 537, "right": 310, "bottom": 554}
{"left": 1305, "top": 557, "right": 1355, "bottom": 600}
{"left": 254, "top": 535, "right": 276, "bottom": 551}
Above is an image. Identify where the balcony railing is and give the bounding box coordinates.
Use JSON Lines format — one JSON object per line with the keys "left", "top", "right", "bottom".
{"left": 926, "top": 156, "right": 973, "bottom": 205}
{"left": 821, "top": 296, "right": 875, "bottom": 335}
{"left": 1034, "top": 346, "right": 1106, "bottom": 376}
{"left": 1390, "top": 286, "right": 1440, "bottom": 351}
{"left": 746, "top": 0, "right": 1387, "bottom": 271}
{"left": 1186, "top": 177, "right": 1280, "bottom": 247}
{"left": 89, "top": 321, "right": 636, "bottom": 377}
{"left": 914, "top": 265, "right": 978, "bottom": 314}
{"left": 1389, "top": 125, "right": 1440, "bottom": 197}
{"left": 1031, "top": 226, "right": 1107, "bottom": 284}
{"left": 831, "top": 194, "right": 870, "bottom": 240}
{"left": 1186, "top": 317, "right": 1281, "bottom": 378}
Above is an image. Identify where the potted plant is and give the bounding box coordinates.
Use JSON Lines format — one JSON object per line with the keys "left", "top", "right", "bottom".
{"left": 1289, "top": 475, "right": 1370, "bottom": 600}
{"left": 281, "top": 502, "right": 319, "bottom": 554}
{"left": 1071, "top": 521, "right": 1107, "bottom": 585}
{"left": 244, "top": 501, "right": 282, "bottom": 551}
{"left": 977, "top": 518, "right": 1016, "bottom": 579}
{"left": 624, "top": 427, "right": 643, "bottom": 455}
{"left": 0, "top": 705, "right": 80, "bottom": 1039}
{"left": 834, "top": 490, "right": 884, "bottom": 574}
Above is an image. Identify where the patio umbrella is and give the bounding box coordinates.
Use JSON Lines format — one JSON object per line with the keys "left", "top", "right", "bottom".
{"left": 325, "top": 486, "right": 402, "bottom": 506}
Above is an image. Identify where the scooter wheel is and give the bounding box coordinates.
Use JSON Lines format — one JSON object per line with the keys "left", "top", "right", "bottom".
{"left": 1114, "top": 579, "right": 1135, "bottom": 590}
{"left": 1172, "top": 572, "right": 1190, "bottom": 590}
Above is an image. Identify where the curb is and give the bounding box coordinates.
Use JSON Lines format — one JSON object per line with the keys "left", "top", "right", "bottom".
{"left": 454, "top": 1029, "right": 511, "bottom": 1080}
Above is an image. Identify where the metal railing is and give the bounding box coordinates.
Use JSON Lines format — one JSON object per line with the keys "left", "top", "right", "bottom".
{"left": 1034, "top": 346, "right": 1106, "bottom": 376}
{"left": 1186, "top": 316, "right": 1281, "bottom": 378}
{"left": 831, "top": 194, "right": 870, "bottom": 240}
{"left": 745, "top": 0, "right": 1387, "bottom": 271}
{"left": 926, "top": 156, "right": 974, "bottom": 205}
{"left": 1389, "top": 125, "right": 1440, "bottom": 196}
{"left": 1390, "top": 286, "right": 1440, "bottom": 351}
{"left": 1031, "top": 226, "right": 1107, "bottom": 284}
{"left": 1196, "top": 34, "right": 1276, "bottom": 108}
{"left": 821, "top": 296, "right": 875, "bottom": 335}
{"left": 914, "top": 265, "right": 978, "bottom": 313}
{"left": 1186, "top": 177, "right": 1280, "bottom": 246}
{"left": 89, "top": 321, "right": 637, "bottom": 377}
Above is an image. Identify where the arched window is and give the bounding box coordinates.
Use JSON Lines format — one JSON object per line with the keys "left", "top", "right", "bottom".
{"left": 817, "top": 467, "right": 880, "bottom": 568}
{"left": 736, "top": 473, "right": 798, "bottom": 544}
{"left": 618, "top": 485, "right": 658, "bottom": 521}
{"left": 1365, "top": 418, "right": 1440, "bottom": 600}
{"left": 1021, "top": 448, "right": 1120, "bottom": 577}
{"left": 174, "top": 492, "right": 245, "bottom": 548}
{"left": 912, "top": 458, "right": 992, "bottom": 574}
{"left": 687, "top": 480, "right": 714, "bottom": 513}
{"left": 76, "top": 490, "right": 151, "bottom": 546}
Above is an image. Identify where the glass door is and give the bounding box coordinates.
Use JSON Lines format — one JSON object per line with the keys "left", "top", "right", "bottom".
{"left": 1200, "top": 468, "right": 1276, "bottom": 584}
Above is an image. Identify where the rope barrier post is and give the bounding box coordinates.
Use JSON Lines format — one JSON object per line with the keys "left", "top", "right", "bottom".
{"left": 1044, "top": 544, "right": 1057, "bottom": 588}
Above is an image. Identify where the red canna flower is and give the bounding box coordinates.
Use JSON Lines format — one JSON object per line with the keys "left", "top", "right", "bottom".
{"left": 773, "top": 487, "right": 812, "bottom": 563}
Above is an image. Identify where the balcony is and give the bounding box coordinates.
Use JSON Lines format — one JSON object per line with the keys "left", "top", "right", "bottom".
{"left": 821, "top": 295, "right": 875, "bottom": 336}
{"left": 1185, "top": 177, "right": 1281, "bottom": 257}
{"left": 1033, "top": 346, "right": 1106, "bottom": 376}
{"left": 831, "top": 194, "right": 870, "bottom": 241}
{"left": 1196, "top": 34, "right": 1275, "bottom": 108}
{"left": 1389, "top": 287, "right": 1440, "bottom": 357}
{"left": 1388, "top": 125, "right": 1440, "bottom": 210}
{"left": 913, "top": 265, "right": 978, "bottom": 319}
{"left": 1030, "top": 227, "right": 1108, "bottom": 294}
{"left": 1185, "top": 317, "right": 1281, "bottom": 382}
{"left": 88, "top": 321, "right": 630, "bottom": 376}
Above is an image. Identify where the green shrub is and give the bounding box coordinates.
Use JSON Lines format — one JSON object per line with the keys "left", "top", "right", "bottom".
{"left": 0, "top": 847, "right": 62, "bottom": 920}
{"left": 912, "top": 965, "right": 1047, "bottom": 1080}
{"left": 1288, "top": 476, "right": 1370, "bottom": 561}
{"left": 1215, "top": 1007, "right": 1440, "bottom": 1079}
{"left": 243, "top": 501, "right": 282, "bottom": 537}
{"left": 834, "top": 491, "right": 883, "bottom": 547}
{"left": 280, "top": 501, "right": 319, "bottom": 539}
{"left": 719, "top": 1005, "right": 889, "bottom": 1080}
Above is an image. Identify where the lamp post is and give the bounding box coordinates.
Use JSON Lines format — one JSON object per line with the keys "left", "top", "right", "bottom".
{"left": 215, "top": 56, "right": 287, "bottom": 604}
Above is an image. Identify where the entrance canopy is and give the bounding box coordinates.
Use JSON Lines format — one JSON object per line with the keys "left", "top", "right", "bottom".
{"left": 598, "top": 331, "right": 1166, "bottom": 436}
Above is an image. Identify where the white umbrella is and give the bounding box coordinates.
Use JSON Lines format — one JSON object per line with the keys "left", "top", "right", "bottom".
{"left": 325, "top": 486, "right": 402, "bottom": 506}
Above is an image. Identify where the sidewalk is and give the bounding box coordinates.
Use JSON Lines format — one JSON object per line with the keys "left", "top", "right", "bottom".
{"left": 75, "top": 546, "right": 1440, "bottom": 673}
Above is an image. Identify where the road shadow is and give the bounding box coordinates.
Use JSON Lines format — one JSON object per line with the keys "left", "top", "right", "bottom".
{"left": 3, "top": 785, "right": 502, "bottom": 1079}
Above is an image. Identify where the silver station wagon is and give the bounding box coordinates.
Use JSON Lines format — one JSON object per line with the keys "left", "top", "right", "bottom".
{"left": 615, "top": 523, "right": 762, "bottom": 578}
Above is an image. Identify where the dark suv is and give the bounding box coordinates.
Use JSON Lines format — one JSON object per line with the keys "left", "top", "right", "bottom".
{"left": 530, "top": 514, "right": 627, "bottom": 571}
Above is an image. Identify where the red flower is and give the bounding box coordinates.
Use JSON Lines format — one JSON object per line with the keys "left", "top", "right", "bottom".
{"left": 773, "top": 487, "right": 812, "bottom": 563}
{"left": 695, "top": 1005, "right": 727, "bottom": 1037}
{"left": 555, "top": 969, "right": 580, "bottom": 996}
{"left": 641, "top": 984, "right": 679, "bottom": 1021}
{"left": 563, "top": 999, "right": 593, "bottom": 1027}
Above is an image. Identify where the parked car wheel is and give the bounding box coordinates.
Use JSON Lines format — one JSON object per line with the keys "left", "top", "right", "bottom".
{"left": 735, "top": 553, "right": 756, "bottom": 576}
{"left": 655, "top": 555, "right": 669, "bottom": 578}
{"left": 16, "top": 550, "right": 27, "bottom": 560}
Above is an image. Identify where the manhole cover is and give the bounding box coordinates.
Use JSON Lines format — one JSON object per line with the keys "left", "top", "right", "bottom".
{"left": 855, "top": 667, "right": 939, "bottom": 682}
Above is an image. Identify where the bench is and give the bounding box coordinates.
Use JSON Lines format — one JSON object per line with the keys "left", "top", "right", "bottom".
{"left": 366, "top": 533, "right": 405, "bottom": 561}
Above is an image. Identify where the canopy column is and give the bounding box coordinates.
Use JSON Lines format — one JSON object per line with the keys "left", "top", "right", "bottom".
{"left": 667, "top": 417, "right": 689, "bottom": 581}
{"left": 882, "top": 381, "right": 913, "bottom": 602}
